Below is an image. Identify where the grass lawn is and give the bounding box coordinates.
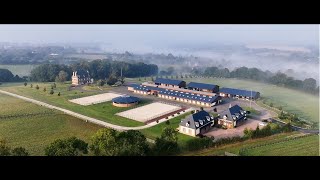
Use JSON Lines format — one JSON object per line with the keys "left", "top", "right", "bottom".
{"left": 0, "top": 94, "right": 102, "bottom": 155}
{"left": 0, "top": 64, "right": 37, "bottom": 77}
{"left": 243, "top": 106, "right": 261, "bottom": 116}
{"left": 241, "top": 135, "right": 319, "bottom": 156}
{"left": 128, "top": 77, "right": 319, "bottom": 124}
{"left": 0, "top": 82, "right": 147, "bottom": 127}
{"left": 140, "top": 112, "right": 196, "bottom": 149}
{"left": 182, "top": 132, "right": 317, "bottom": 156}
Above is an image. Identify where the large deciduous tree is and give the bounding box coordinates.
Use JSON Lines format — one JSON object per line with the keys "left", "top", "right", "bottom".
{"left": 44, "top": 137, "right": 88, "bottom": 156}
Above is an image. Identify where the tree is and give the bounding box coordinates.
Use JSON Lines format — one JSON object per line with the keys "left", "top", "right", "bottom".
{"left": 180, "top": 74, "right": 183, "bottom": 78}
{"left": 153, "top": 127, "right": 179, "bottom": 155}
{"left": 166, "top": 67, "right": 174, "bottom": 75}
{"left": 302, "top": 78, "right": 317, "bottom": 92}
{"left": 43, "top": 87, "right": 46, "bottom": 92}
{"left": 30, "top": 84, "right": 33, "bottom": 88}
{"left": 176, "top": 75, "right": 179, "bottom": 79}
{"left": 138, "top": 77, "right": 141, "bottom": 81}
{"left": 36, "top": 85, "right": 39, "bottom": 90}
{"left": 119, "top": 76, "right": 125, "bottom": 85}
{"left": 56, "top": 70, "right": 68, "bottom": 83}
{"left": 45, "top": 137, "right": 88, "bottom": 156}
{"left": 49, "top": 89, "right": 54, "bottom": 95}
{"left": 144, "top": 77, "right": 147, "bottom": 80}
{"left": 11, "top": 147, "right": 29, "bottom": 156}
{"left": 97, "top": 79, "right": 106, "bottom": 86}
{"left": 58, "top": 92, "right": 61, "bottom": 96}
{"left": 107, "top": 76, "right": 118, "bottom": 86}
{"left": 90, "top": 129, "right": 119, "bottom": 156}
{"left": 53, "top": 83, "right": 56, "bottom": 88}
{"left": 24, "top": 82, "right": 27, "bottom": 86}
{"left": 116, "top": 130, "right": 150, "bottom": 156}
{"left": 151, "top": 76, "right": 154, "bottom": 82}
{"left": 0, "top": 139, "right": 11, "bottom": 156}
{"left": 165, "top": 120, "right": 170, "bottom": 125}
{"left": 0, "top": 69, "right": 13, "bottom": 82}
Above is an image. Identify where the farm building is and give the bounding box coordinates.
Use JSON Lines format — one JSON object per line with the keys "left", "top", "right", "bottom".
{"left": 112, "top": 95, "right": 140, "bottom": 107}
{"left": 179, "top": 110, "right": 215, "bottom": 137}
{"left": 219, "top": 88, "right": 260, "bottom": 100}
{"left": 72, "top": 70, "right": 92, "bottom": 86}
{"left": 154, "top": 78, "right": 186, "bottom": 88}
{"left": 218, "top": 104, "right": 247, "bottom": 129}
{"left": 128, "top": 83, "right": 222, "bottom": 107}
{"left": 158, "top": 89, "right": 222, "bottom": 107}
{"left": 187, "top": 82, "right": 219, "bottom": 93}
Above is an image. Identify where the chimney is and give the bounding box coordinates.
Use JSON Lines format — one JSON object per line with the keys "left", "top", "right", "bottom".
{"left": 75, "top": 71, "right": 77, "bottom": 76}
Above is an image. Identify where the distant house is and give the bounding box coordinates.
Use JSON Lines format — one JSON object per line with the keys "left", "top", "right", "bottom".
{"left": 154, "top": 78, "right": 186, "bottom": 88}
{"left": 218, "top": 104, "right": 247, "bottom": 129}
{"left": 72, "top": 70, "right": 91, "bottom": 86}
{"left": 219, "top": 88, "right": 260, "bottom": 100}
{"left": 187, "top": 82, "right": 219, "bottom": 93}
{"left": 179, "top": 110, "right": 215, "bottom": 137}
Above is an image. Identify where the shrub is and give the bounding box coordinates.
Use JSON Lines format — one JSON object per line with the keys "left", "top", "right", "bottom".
{"left": 43, "top": 87, "right": 46, "bottom": 92}
{"left": 278, "top": 106, "right": 283, "bottom": 111}
{"left": 24, "top": 82, "right": 27, "bottom": 86}
{"left": 30, "top": 84, "right": 33, "bottom": 88}
{"left": 49, "top": 89, "right": 54, "bottom": 95}
{"left": 165, "top": 117, "right": 169, "bottom": 119}
{"left": 185, "top": 137, "right": 213, "bottom": 151}
{"left": 58, "top": 92, "right": 61, "bottom": 96}
{"left": 36, "top": 85, "right": 39, "bottom": 90}
{"left": 165, "top": 120, "right": 170, "bottom": 125}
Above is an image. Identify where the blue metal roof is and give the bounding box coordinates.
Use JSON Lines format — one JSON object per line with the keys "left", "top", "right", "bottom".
{"left": 187, "top": 82, "right": 218, "bottom": 90}
{"left": 112, "top": 95, "right": 140, "bottom": 104}
{"left": 154, "top": 78, "right": 185, "bottom": 86}
{"left": 158, "top": 89, "right": 221, "bottom": 103}
{"left": 219, "top": 88, "right": 259, "bottom": 97}
{"left": 180, "top": 110, "right": 213, "bottom": 129}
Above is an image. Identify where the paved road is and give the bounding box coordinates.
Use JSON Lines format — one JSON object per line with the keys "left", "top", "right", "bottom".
{"left": 0, "top": 90, "right": 191, "bottom": 133}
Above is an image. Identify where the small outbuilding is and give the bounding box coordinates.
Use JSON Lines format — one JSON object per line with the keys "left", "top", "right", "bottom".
{"left": 112, "top": 95, "right": 140, "bottom": 107}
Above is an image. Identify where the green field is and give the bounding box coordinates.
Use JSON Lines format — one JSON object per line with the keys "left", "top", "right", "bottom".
{"left": 183, "top": 132, "right": 319, "bottom": 156}
{"left": 0, "top": 94, "right": 102, "bottom": 155}
{"left": 0, "top": 82, "right": 146, "bottom": 127}
{"left": 0, "top": 64, "right": 37, "bottom": 77}
{"left": 241, "top": 135, "right": 319, "bottom": 156}
{"left": 129, "top": 77, "right": 319, "bottom": 124}
{"left": 140, "top": 112, "right": 195, "bottom": 148}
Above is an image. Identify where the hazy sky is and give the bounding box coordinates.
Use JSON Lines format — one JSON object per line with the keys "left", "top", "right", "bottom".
{"left": 0, "top": 25, "right": 318, "bottom": 47}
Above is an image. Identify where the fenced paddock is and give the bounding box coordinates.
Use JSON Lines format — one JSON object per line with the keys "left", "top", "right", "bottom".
{"left": 69, "top": 93, "right": 122, "bottom": 106}
{"left": 116, "top": 102, "right": 181, "bottom": 123}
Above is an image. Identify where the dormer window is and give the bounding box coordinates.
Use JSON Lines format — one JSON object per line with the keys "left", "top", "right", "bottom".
{"left": 199, "top": 120, "right": 203, "bottom": 125}
{"left": 206, "top": 116, "right": 210, "bottom": 121}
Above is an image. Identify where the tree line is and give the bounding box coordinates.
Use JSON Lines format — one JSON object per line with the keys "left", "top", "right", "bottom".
{"left": 192, "top": 66, "right": 319, "bottom": 95}
{"left": 30, "top": 60, "right": 158, "bottom": 82}
{"left": 0, "top": 69, "right": 24, "bottom": 82}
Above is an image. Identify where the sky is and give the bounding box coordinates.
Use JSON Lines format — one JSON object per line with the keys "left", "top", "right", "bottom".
{"left": 0, "top": 25, "right": 318, "bottom": 48}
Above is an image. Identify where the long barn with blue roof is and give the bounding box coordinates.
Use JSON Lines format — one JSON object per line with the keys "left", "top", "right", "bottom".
{"left": 219, "top": 88, "right": 260, "bottom": 100}
{"left": 154, "top": 78, "right": 186, "bottom": 88}
{"left": 187, "top": 82, "right": 219, "bottom": 93}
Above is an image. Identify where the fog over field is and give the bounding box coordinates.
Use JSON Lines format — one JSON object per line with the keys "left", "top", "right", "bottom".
{"left": 0, "top": 24, "right": 319, "bottom": 81}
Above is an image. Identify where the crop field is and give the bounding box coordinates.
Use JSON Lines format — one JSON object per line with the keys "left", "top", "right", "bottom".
{"left": 240, "top": 134, "right": 319, "bottom": 156}
{"left": 0, "top": 94, "right": 102, "bottom": 155}
{"left": 0, "top": 82, "right": 149, "bottom": 127}
{"left": 128, "top": 77, "right": 319, "bottom": 124}
{"left": 0, "top": 64, "right": 37, "bottom": 77}
{"left": 183, "top": 132, "right": 319, "bottom": 156}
